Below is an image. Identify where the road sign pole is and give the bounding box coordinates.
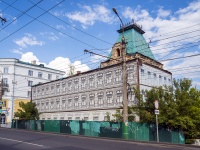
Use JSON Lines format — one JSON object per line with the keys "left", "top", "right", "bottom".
{"left": 156, "top": 113, "right": 159, "bottom": 142}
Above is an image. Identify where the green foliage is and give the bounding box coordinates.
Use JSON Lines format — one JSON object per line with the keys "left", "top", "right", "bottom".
{"left": 133, "top": 78, "right": 200, "bottom": 139}
{"left": 112, "top": 106, "right": 135, "bottom": 122}
{"left": 106, "top": 112, "right": 111, "bottom": 121}
{"left": 14, "top": 101, "right": 40, "bottom": 120}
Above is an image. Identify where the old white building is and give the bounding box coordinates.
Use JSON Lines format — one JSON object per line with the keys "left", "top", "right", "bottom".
{"left": 0, "top": 59, "right": 65, "bottom": 125}
{"left": 32, "top": 22, "right": 172, "bottom": 121}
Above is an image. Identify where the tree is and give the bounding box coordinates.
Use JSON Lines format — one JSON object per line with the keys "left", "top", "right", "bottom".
{"left": 14, "top": 101, "right": 40, "bottom": 120}
{"left": 133, "top": 78, "right": 200, "bottom": 139}
{"left": 112, "top": 106, "right": 135, "bottom": 122}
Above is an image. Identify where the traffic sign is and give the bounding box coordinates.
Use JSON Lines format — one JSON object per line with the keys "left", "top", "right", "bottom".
{"left": 155, "top": 110, "right": 159, "bottom": 115}
{"left": 154, "top": 100, "right": 159, "bottom": 109}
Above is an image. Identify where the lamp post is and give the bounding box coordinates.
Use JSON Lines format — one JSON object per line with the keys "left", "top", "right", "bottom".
{"left": 112, "top": 8, "right": 128, "bottom": 139}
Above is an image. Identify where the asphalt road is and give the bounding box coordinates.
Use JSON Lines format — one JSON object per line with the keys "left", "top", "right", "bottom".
{"left": 0, "top": 128, "right": 198, "bottom": 150}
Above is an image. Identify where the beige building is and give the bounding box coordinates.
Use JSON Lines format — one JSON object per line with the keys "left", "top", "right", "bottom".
{"left": 32, "top": 22, "right": 172, "bottom": 121}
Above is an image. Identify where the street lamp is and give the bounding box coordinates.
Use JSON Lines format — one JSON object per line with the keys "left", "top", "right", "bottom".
{"left": 112, "top": 8, "right": 128, "bottom": 139}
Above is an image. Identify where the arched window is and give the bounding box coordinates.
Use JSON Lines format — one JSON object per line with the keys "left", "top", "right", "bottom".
{"left": 116, "top": 49, "right": 120, "bottom": 57}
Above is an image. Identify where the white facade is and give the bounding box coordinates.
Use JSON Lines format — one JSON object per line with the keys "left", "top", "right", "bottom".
{"left": 32, "top": 58, "right": 172, "bottom": 121}
{"left": 0, "top": 58, "right": 65, "bottom": 124}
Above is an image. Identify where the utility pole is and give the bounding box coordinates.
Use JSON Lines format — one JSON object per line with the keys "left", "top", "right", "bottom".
{"left": 112, "top": 8, "right": 128, "bottom": 139}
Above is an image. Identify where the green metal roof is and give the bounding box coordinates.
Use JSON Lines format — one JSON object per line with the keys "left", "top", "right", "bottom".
{"left": 115, "top": 24, "right": 156, "bottom": 60}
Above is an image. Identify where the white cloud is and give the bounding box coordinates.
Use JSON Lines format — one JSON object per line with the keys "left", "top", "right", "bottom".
{"left": 11, "top": 49, "right": 23, "bottom": 55}
{"left": 122, "top": 1, "right": 200, "bottom": 57}
{"left": 14, "top": 33, "right": 44, "bottom": 48}
{"left": 20, "top": 52, "right": 90, "bottom": 77}
{"left": 48, "top": 57, "right": 90, "bottom": 76}
{"left": 157, "top": 7, "right": 171, "bottom": 18}
{"left": 20, "top": 52, "right": 40, "bottom": 64}
{"left": 90, "top": 55, "right": 107, "bottom": 63}
{"left": 122, "top": 1, "right": 200, "bottom": 89}
{"left": 56, "top": 24, "right": 65, "bottom": 30}
{"left": 66, "top": 4, "right": 115, "bottom": 28}
{"left": 40, "top": 32, "right": 59, "bottom": 41}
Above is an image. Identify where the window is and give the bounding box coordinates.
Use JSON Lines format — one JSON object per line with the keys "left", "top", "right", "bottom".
{"left": 75, "top": 117, "right": 80, "bottom": 120}
{"left": 105, "top": 72, "right": 112, "bottom": 83}
{"left": 27, "top": 91, "right": 31, "bottom": 97}
{"left": 60, "top": 117, "right": 64, "bottom": 120}
{"left": 3, "top": 67, "right": 8, "bottom": 74}
{"left": 141, "top": 69, "right": 144, "bottom": 76}
{"left": 93, "top": 116, "right": 99, "bottom": 121}
{"left": 74, "top": 79, "right": 79, "bottom": 90}
{"left": 3, "top": 78, "right": 8, "bottom": 85}
{"left": 168, "top": 78, "right": 171, "bottom": 83}
{"left": 106, "top": 91, "right": 113, "bottom": 104}
{"left": 89, "top": 94, "right": 95, "bottom": 106}
{"left": 127, "top": 66, "right": 134, "bottom": 79}
{"left": 81, "top": 96, "right": 86, "bottom": 106}
{"left": 46, "top": 101, "right": 49, "bottom": 109}
{"left": 68, "top": 98, "right": 72, "bottom": 107}
{"left": 97, "top": 73, "right": 103, "bottom": 85}
{"left": 56, "top": 100, "right": 60, "bottom": 108}
{"left": 68, "top": 81, "right": 72, "bottom": 90}
{"left": 115, "top": 70, "right": 122, "bottom": 81}
{"left": 38, "top": 72, "right": 42, "bottom": 78}
{"left": 116, "top": 90, "right": 122, "bottom": 103}
{"left": 83, "top": 117, "right": 88, "bottom": 121}
{"left": 89, "top": 75, "right": 95, "bottom": 87}
{"left": 81, "top": 77, "right": 86, "bottom": 89}
{"left": 62, "top": 99, "right": 66, "bottom": 107}
{"left": 62, "top": 82, "right": 66, "bottom": 92}
{"left": 28, "top": 70, "right": 33, "bottom": 76}
{"left": 28, "top": 81, "right": 33, "bottom": 86}
{"left": 164, "top": 77, "right": 167, "bottom": 83}
{"left": 97, "top": 92, "right": 103, "bottom": 105}
{"left": 74, "top": 97, "right": 79, "bottom": 107}
{"left": 48, "top": 74, "right": 52, "bottom": 80}
{"left": 68, "top": 117, "right": 72, "bottom": 120}
{"left": 56, "top": 75, "right": 59, "bottom": 79}
{"left": 154, "top": 73, "right": 156, "bottom": 79}
{"left": 148, "top": 71, "right": 151, "bottom": 79}
{"left": 116, "top": 48, "right": 121, "bottom": 57}
{"left": 159, "top": 75, "right": 162, "bottom": 83}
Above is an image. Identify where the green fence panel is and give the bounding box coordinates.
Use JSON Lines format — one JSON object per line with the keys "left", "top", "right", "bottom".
{"left": 17, "top": 120, "right": 28, "bottom": 129}
{"left": 99, "top": 122, "right": 122, "bottom": 138}
{"left": 44, "top": 120, "right": 60, "bottom": 133}
{"left": 29, "top": 120, "right": 35, "bottom": 130}
{"left": 171, "top": 130, "right": 185, "bottom": 144}
{"left": 69, "top": 120, "right": 80, "bottom": 135}
{"left": 35, "top": 120, "right": 42, "bottom": 131}
{"left": 159, "top": 127, "right": 171, "bottom": 143}
{"left": 11, "top": 120, "right": 185, "bottom": 144}
{"left": 60, "top": 120, "right": 72, "bottom": 134}
{"left": 11, "top": 120, "right": 16, "bottom": 128}
{"left": 82, "top": 121, "right": 100, "bottom": 137}
{"left": 128, "top": 122, "right": 149, "bottom": 141}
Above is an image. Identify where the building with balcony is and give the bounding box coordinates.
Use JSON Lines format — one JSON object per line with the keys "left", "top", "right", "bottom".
{"left": 0, "top": 59, "right": 65, "bottom": 125}
{"left": 31, "top": 22, "right": 172, "bottom": 121}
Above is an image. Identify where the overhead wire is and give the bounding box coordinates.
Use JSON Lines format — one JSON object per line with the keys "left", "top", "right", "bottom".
{"left": 0, "top": 0, "right": 44, "bottom": 32}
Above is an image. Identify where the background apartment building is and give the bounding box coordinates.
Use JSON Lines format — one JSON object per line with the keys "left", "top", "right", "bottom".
{"left": 0, "top": 58, "right": 65, "bottom": 126}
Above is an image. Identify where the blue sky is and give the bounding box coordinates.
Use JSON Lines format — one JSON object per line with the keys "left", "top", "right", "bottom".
{"left": 0, "top": 0, "right": 200, "bottom": 88}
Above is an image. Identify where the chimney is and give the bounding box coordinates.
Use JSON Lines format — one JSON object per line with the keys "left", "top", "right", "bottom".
{"left": 77, "top": 71, "right": 81, "bottom": 74}
{"left": 31, "top": 60, "right": 36, "bottom": 65}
